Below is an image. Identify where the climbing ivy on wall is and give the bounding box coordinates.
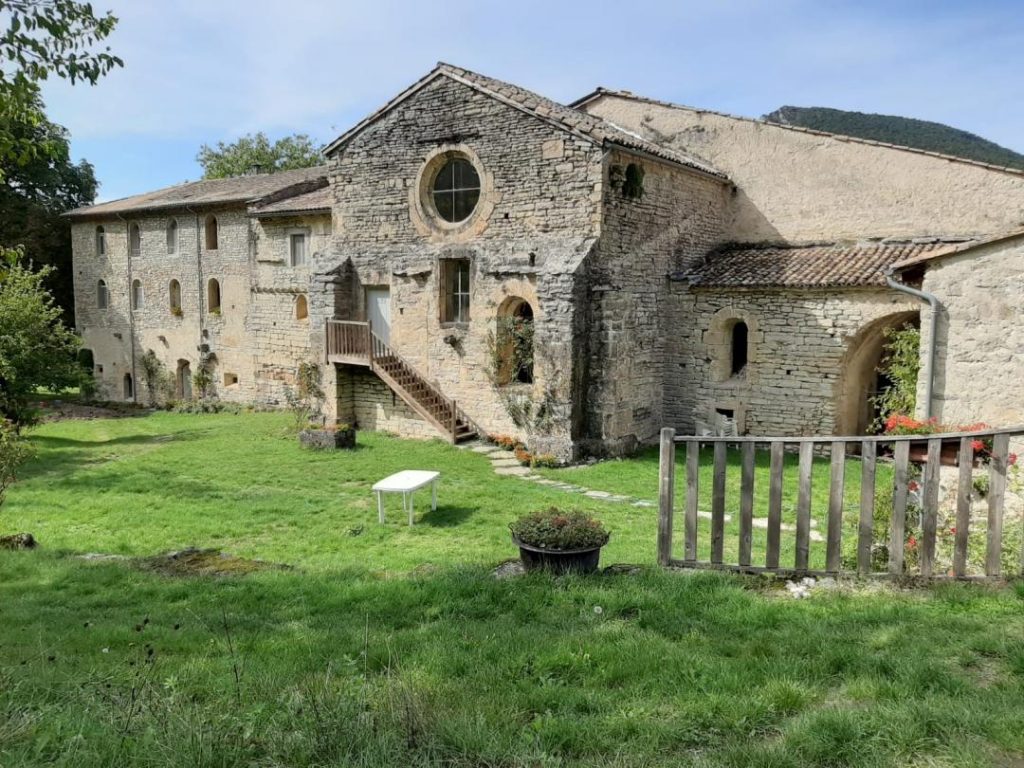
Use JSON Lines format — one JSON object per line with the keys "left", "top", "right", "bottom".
{"left": 870, "top": 324, "right": 921, "bottom": 432}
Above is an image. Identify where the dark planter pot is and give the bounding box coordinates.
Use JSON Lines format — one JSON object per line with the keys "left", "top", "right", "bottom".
{"left": 907, "top": 439, "right": 981, "bottom": 468}
{"left": 299, "top": 427, "right": 356, "bottom": 450}
{"left": 512, "top": 535, "right": 605, "bottom": 574}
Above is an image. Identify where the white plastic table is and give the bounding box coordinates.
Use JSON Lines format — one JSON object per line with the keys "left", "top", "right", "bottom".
{"left": 371, "top": 470, "right": 439, "bottom": 525}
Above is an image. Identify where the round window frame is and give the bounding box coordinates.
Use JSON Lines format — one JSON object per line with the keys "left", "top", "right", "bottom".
{"left": 412, "top": 145, "right": 493, "bottom": 238}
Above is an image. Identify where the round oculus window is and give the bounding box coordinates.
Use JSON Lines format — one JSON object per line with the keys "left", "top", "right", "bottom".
{"left": 431, "top": 157, "right": 480, "bottom": 223}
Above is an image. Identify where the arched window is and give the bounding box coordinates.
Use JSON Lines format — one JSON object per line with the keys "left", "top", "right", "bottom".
{"left": 97, "top": 279, "right": 109, "bottom": 309}
{"left": 166, "top": 219, "right": 178, "bottom": 254}
{"left": 204, "top": 214, "right": 218, "bottom": 250}
{"left": 123, "top": 373, "right": 134, "bottom": 400}
{"left": 95, "top": 226, "right": 106, "bottom": 256}
{"left": 495, "top": 298, "right": 534, "bottom": 385}
{"left": 77, "top": 348, "right": 95, "bottom": 372}
{"left": 207, "top": 278, "right": 221, "bottom": 314}
{"left": 131, "top": 279, "right": 144, "bottom": 310}
{"left": 295, "top": 294, "right": 308, "bottom": 320}
{"left": 129, "top": 222, "right": 141, "bottom": 257}
{"left": 169, "top": 279, "right": 182, "bottom": 315}
{"left": 731, "top": 321, "right": 748, "bottom": 375}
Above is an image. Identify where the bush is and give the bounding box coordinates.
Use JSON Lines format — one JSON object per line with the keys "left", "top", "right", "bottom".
{"left": 491, "top": 434, "right": 520, "bottom": 451}
{"left": 0, "top": 420, "right": 34, "bottom": 511}
{"left": 510, "top": 508, "right": 610, "bottom": 550}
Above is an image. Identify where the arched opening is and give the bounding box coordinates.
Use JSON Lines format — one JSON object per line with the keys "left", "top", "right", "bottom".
{"left": 123, "top": 373, "right": 134, "bottom": 400}
{"left": 169, "top": 279, "right": 182, "bottom": 315}
{"left": 837, "top": 311, "right": 920, "bottom": 436}
{"left": 77, "top": 348, "right": 95, "bottom": 373}
{"left": 204, "top": 214, "right": 218, "bottom": 250}
{"left": 176, "top": 359, "right": 193, "bottom": 400}
{"left": 166, "top": 219, "right": 178, "bottom": 254}
{"left": 207, "top": 278, "right": 221, "bottom": 314}
{"left": 131, "top": 279, "right": 144, "bottom": 310}
{"left": 95, "top": 226, "right": 106, "bottom": 256}
{"left": 129, "top": 222, "right": 141, "bottom": 257}
{"left": 495, "top": 297, "right": 535, "bottom": 385}
{"left": 730, "top": 321, "right": 749, "bottom": 375}
{"left": 96, "top": 279, "right": 108, "bottom": 309}
{"left": 295, "top": 294, "right": 308, "bottom": 321}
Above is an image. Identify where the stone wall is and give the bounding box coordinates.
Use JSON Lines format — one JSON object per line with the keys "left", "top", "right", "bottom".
{"left": 336, "top": 366, "right": 442, "bottom": 440}
{"left": 579, "top": 95, "right": 1024, "bottom": 243}
{"left": 316, "top": 74, "right": 606, "bottom": 459}
{"left": 582, "top": 149, "right": 729, "bottom": 454}
{"left": 918, "top": 237, "right": 1024, "bottom": 427}
{"left": 667, "top": 286, "right": 920, "bottom": 436}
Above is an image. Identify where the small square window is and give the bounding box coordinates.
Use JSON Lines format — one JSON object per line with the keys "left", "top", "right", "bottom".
{"left": 290, "top": 233, "right": 307, "bottom": 267}
{"left": 223, "top": 372, "right": 239, "bottom": 387}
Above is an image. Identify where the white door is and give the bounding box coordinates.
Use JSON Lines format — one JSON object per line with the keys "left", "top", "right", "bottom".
{"left": 366, "top": 288, "right": 391, "bottom": 345}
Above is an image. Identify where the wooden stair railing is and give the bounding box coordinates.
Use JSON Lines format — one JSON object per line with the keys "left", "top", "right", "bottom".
{"left": 326, "top": 320, "right": 476, "bottom": 443}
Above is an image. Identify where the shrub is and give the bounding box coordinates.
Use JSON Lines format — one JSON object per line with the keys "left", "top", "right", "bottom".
{"left": 531, "top": 453, "right": 559, "bottom": 468}
{"left": 514, "top": 445, "right": 532, "bottom": 465}
{"left": 491, "top": 434, "right": 520, "bottom": 450}
{"left": 510, "top": 508, "right": 610, "bottom": 550}
{"left": 0, "top": 420, "right": 34, "bottom": 511}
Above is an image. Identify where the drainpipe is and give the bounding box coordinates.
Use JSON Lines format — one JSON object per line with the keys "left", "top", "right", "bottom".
{"left": 884, "top": 268, "right": 938, "bottom": 420}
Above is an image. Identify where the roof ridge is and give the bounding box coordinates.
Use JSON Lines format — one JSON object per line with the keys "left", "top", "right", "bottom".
{"left": 572, "top": 88, "right": 1024, "bottom": 178}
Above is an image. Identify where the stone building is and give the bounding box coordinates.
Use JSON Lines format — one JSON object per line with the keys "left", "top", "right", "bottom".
{"left": 68, "top": 63, "right": 1024, "bottom": 459}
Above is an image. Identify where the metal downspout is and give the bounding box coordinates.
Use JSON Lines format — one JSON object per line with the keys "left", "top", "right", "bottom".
{"left": 884, "top": 268, "right": 939, "bottom": 420}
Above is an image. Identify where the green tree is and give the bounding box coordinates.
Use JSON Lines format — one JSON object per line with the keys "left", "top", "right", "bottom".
{"left": 0, "top": 0, "right": 122, "bottom": 173}
{"left": 0, "top": 90, "right": 97, "bottom": 321}
{"left": 0, "top": 247, "right": 86, "bottom": 427}
{"left": 197, "top": 132, "right": 322, "bottom": 179}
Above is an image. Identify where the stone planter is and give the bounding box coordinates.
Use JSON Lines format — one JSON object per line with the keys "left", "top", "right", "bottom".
{"left": 512, "top": 535, "right": 605, "bottom": 574}
{"left": 299, "top": 426, "right": 356, "bottom": 450}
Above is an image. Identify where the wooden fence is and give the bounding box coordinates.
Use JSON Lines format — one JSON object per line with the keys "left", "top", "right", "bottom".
{"left": 656, "top": 426, "right": 1024, "bottom": 580}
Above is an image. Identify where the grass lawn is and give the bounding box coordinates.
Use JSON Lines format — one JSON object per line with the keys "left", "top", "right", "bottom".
{"left": 3, "top": 411, "right": 1024, "bottom": 767}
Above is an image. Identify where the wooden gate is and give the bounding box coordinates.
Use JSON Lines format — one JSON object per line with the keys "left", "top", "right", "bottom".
{"left": 656, "top": 426, "right": 1024, "bottom": 580}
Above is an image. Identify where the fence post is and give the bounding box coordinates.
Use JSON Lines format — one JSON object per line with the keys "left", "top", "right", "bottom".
{"left": 657, "top": 427, "right": 676, "bottom": 567}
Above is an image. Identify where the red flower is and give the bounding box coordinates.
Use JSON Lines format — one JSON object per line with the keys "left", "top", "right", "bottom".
{"left": 908, "top": 480, "right": 920, "bottom": 492}
{"left": 971, "top": 439, "right": 985, "bottom": 453}
{"left": 907, "top": 535, "right": 917, "bottom": 549}
{"left": 949, "top": 526, "right": 956, "bottom": 534}
{"left": 1010, "top": 453, "right": 1018, "bottom": 466}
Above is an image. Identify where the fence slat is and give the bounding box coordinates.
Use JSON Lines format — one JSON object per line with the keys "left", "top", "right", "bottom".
{"left": 657, "top": 428, "right": 676, "bottom": 567}
{"left": 739, "top": 442, "right": 755, "bottom": 567}
{"left": 684, "top": 440, "right": 699, "bottom": 562}
{"left": 858, "top": 440, "right": 877, "bottom": 575}
{"left": 795, "top": 442, "right": 814, "bottom": 571}
{"left": 711, "top": 442, "right": 727, "bottom": 564}
{"left": 954, "top": 437, "right": 974, "bottom": 578}
{"left": 827, "top": 441, "right": 846, "bottom": 572}
{"left": 766, "top": 441, "right": 784, "bottom": 569}
{"left": 889, "top": 441, "right": 910, "bottom": 576}
{"left": 986, "top": 433, "right": 1010, "bottom": 578}
{"left": 920, "top": 437, "right": 942, "bottom": 578}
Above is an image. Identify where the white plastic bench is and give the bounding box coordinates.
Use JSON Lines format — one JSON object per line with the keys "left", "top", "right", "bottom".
{"left": 371, "top": 470, "right": 439, "bottom": 525}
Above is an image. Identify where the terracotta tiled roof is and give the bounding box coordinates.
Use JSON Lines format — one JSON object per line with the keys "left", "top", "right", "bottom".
{"left": 253, "top": 184, "right": 333, "bottom": 216}
{"left": 889, "top": 228, "right": 1024, "bottom": 271}
{"left": 323, "top": 63, "right": 727, "bottom": 181}
{"left": 66, "top": 166, "right": 329, "bottom": 218}
{"left": 683, "top": 240, "right": 973, "bottom": 289}
{"left": 571, "top": 88, "right": 1024, "bottom": 178}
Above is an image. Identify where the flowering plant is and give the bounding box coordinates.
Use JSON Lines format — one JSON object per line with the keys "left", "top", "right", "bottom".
{"left": 510, "top": 508, "right": 610, "bottom": 550}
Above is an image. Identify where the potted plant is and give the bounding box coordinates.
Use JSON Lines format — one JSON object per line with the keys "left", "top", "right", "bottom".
{"left": 299, "top": 422, "right": 356, "bottom": 450}
{"left": 509, "top": 508, "right": 610, "bottom": 574}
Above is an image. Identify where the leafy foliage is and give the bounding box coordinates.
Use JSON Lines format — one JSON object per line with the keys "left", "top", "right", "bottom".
{"left": 0, "top": 419, "right": 33, "bottom": 510}
{"left": 870, "top": 324, "right": 920, "bottom": 432}
{"left": 197, "top": 132, "right": 322, "bottom": 179}
{"left": 510, "top": 508, "right": 610, "bottom": 550}
{"left": 764, "top": 106, "right": 1024, "bottom": 170}
{"left": 284, "top": 362, "right": 325, "bottom": 432}
{"left": 0, "top": 0, "right": 122, "bottom": 172}
{"left": 0, "top": 248, "right": 85, "bottom": 426}
{"left": 0, "top": 89, "right": 96, "bottom": 320}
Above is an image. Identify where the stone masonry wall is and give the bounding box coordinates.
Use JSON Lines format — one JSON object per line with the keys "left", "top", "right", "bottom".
{"left": 583, "top": 149, "right": 729, "bottom": 454}
{"left": 580, "top": 95, "right": 1024, "bottom": 243}
{"left": 315, "top": 74, "right": 605, "bottom": 459}
{"left": 918, "top": 237, "right": 1024, "bottom": 427}
{"left": 668, "top": 287, "right": 919, "bottom": 436}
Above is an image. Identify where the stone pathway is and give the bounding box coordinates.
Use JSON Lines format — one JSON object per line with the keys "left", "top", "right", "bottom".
{"left": 460, "top": 439, "right": 824, "bottom": 542}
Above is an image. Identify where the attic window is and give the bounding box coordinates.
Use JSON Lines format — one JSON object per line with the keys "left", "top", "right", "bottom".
{"left": 431, "top": 157, "right": 480, "bottom": 223}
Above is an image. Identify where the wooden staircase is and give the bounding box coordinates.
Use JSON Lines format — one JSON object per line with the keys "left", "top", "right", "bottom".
{"left": 326, "top": 320, "right": 478, "bottom": 444}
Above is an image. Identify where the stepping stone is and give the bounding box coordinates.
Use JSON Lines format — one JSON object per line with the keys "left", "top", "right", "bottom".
{"left": 632, "top": 500, "right": 655, "bottom": 508}
{"left": 534, "top": 479, "right": 560, "bottom": 486}
{"left": 584, "top": 490, "right": 613, "bottom": 499}
{"left": 697, "top": 511, "right": 732, "bottom": 522}
{"left": 491, "top": 458, "right": 522, "bottom": 468}
{"left": 489, "top": 450, "right": 517, "bottom": 460}
{"left": 810, "top": 531, "right": 825, "bottom": 542}
{"left": 471, "top": 445, "right": 498, "bottom": 454}
{"left": 495, "top": 466, "right": 532, "bottom": 476}
{"left": 608, "top": 495, "right": 630, "bottom": 503}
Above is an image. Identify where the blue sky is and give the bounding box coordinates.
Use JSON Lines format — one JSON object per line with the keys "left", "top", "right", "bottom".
{"left": 38, "top": 0, "right": 1024, "bottom": 202}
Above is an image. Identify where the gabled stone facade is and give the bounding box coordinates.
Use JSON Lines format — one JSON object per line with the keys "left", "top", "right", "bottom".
{"left": 68, "top": 64, "right": 1024, "bottom": 458}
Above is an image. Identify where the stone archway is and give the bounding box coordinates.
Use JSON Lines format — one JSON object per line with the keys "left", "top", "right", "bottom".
{"left": 836, "top": 311, "right": 919, "bottom": 436}
{"left": 494, "top": 296, "right": 535, "bottom": 385}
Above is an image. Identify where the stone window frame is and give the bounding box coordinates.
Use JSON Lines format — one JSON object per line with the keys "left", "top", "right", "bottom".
{"left": 168, "top": 279, "right": 182, "bottom": 315}
{"left": 438, "top": 256, "right": 472, "bottom": 327}
{"left": 96, "top": 279, "right": 109, "bottom": 309}
{"left": 287, "top": 227, "right": 311, "bottom": 268}
{"left": 166, "top": 219, "right": 179, "bottom": 255}
{"left": 207, "top": 278, "right": 222, "bottom": 315}
{"left": 95, "top": 225, "right": 106, "bottom": 257}
{"left": 204, "top": 214, "right": 219, "bottom": 251}
{"left": 705, "top": 307, "right": 762, "bottom": 384}
{"left": 129, "top": 222, "right": 141, "bottom": 258}
{"left": 131, "top": 279, "right": 144, "bottom": 311}
{"left": 493, "top": 295, "right": 536, "bottom": 387}
{"left": 295, "top": 293, "right": 308, "bottom": 321}
{"left": 409, "top": 144, "right": 496, "bottom": 241}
